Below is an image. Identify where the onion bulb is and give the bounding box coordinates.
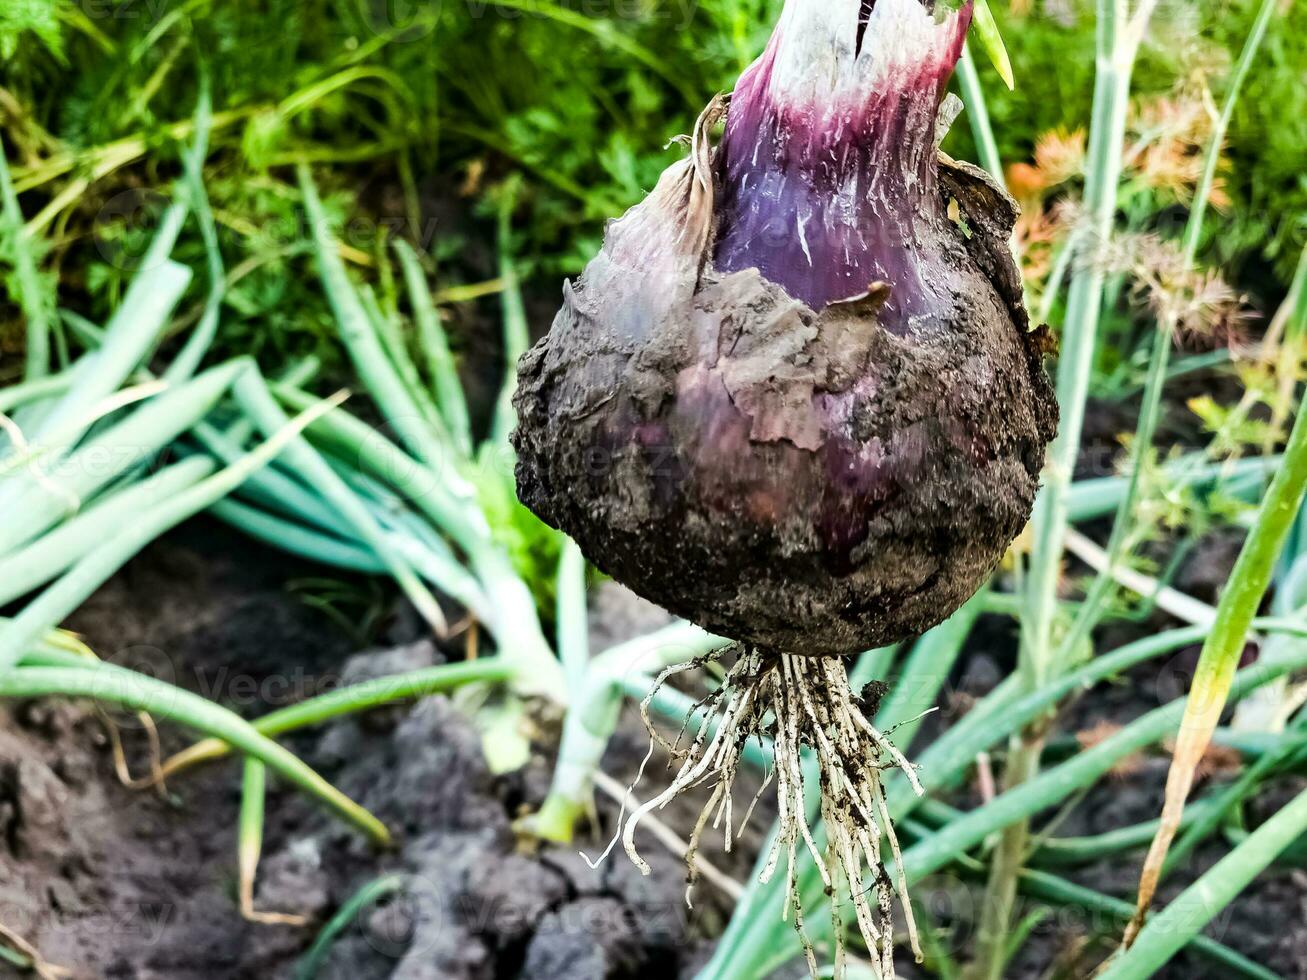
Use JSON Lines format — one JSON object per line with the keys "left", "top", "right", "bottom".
{"left": 515, "top": 0, "right": 1056, "bottom": 657}
{"left": 513, "top": 1, "right": 1057, "bottom": 973}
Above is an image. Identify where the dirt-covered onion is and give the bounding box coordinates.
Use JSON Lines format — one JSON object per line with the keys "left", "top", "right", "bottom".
{"left": 514, "top": 0, "right": 1057, "bottom": 973}
{"left": 515, "top": 0, "right": 1055, "bottom": 656}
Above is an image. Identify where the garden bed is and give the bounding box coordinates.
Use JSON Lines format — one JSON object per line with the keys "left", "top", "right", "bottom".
{"left": 4, "top": 513, "right": 1307, "bottom": 978}
{"left": 0, "top": 520, "right": 756, "bottom": 979}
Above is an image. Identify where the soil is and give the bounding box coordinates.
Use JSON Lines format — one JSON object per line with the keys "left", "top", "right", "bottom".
{"left": 0, "top": 520, "right": 754, "bottom": 980}
{"left": 3, "top": 517, "right": 1307, "bottom": 979}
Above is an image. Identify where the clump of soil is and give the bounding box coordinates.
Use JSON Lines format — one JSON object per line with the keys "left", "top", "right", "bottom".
{"left": 0, "top": 521, "right": 741, "bottom": 979}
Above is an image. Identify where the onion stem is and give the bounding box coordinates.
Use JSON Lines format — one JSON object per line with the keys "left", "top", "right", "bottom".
{"left": 955, "top": 44, "right": 1004, "bottom": 184}
{"left": 969, "top": 2, "right": 1160, "bottom": 973}
{"left": 0, "top": 134, "right": 51, "bottom": 381}
{"left": 1, "top": 661, "right": 388, "bottom": 845}
{"left": 158, "top": 657, "right": 514, "bottom": 778}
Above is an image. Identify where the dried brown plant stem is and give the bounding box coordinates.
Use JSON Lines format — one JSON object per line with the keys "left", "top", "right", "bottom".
{"left": 0, "top": 922, "right": 70, "bottom": 980}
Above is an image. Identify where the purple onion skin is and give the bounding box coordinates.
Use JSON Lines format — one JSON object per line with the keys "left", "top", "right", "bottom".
{"left": 715, "top": 16, "right": 963, "bottom": 319}
{"left": 514, "top": 1, "right": 1057, "bottom": 656}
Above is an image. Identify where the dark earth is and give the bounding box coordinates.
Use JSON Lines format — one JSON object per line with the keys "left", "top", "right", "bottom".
{"left": 0, "top": 521, "right": 753, "bottom": 980}
{"left": 2, "top": 514, "right": 1306, "bottom": 978}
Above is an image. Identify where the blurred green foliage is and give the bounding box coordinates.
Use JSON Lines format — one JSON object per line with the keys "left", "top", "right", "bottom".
{"left": 0, "top": 0, "right": 1303, "bottom": 368}
{"left": 965, "top": 0, "right": 1307, "bottom": 287}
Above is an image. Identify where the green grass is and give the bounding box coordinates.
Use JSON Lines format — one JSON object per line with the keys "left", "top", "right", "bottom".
{"left": 1, "top": 1, "right": 1304, "bottom": 370}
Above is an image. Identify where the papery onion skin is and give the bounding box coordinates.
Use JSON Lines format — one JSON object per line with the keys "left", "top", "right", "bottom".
{"left": 513, "top": 0, "right": 1057, "bottom": 656}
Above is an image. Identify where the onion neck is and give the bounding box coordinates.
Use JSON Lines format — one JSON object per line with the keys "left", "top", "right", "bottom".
{"left": 713, "top": 0, "right": 971, "bottom": 322}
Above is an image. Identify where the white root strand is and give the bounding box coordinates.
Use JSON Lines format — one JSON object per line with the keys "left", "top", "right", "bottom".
{"left": 615, "top": 647, "right": 920, "bottom": 980}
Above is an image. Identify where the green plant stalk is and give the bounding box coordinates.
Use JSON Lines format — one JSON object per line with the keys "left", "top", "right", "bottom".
{"left": 238, "top": 758, "right": 268, "bottom": 913}
{"left": 1163, "top": 721, "right": 1307, "bottom": 877}
{"left": 697, "top": 615, "right": 1307, "bottom": 978}
{"left": 913, "top": 900, "right": 963, "bottom": 980}
{"left": 1024, "top": 0, "right": 1152, "bottom": 704}
{"left": 915, "top": 792, "right": 1225, "bottom": 865}
{"left": 0, "top": 359, "right": 245, "bottom": 554}
{"left": 970, "top": 0, "right": 1014, "bottom": 90}
{"left": 1268, "top": 247, "right": 1307, "bottom": 464}
{"left": 973, "top": 4, "right": 1158, "bottom": 973}
{"left": 1012, "top": 869, "right": 1276, "bottom": 980}
{"left": 0, "top": 134, "right": 51, "bottom": 380}
{"left": 1067, "top": 453, "right": 1278, "bottom": 523}
{"left": 1209, "top": 726, "right": 1307, "bottom": 758}
{"left": 230, "top": 367, "right": 448, "bottom": 635}
{"left": 529, "top": 623, "right": 726, "bottom": 843}
{"left": 1104, "top": 784, "right": 1307, "bottom": 978}
{"left": 273, "top": 384, "right": 567, "bottom": 702}
{"left": 296, "top": 412, "right": 562, "bottom": 700}
{"left": 1003, "top": 909, "right": 1053, "bottom": 973}
{"left": 0, "top": 260, "right": 191, "bottom": 511}
{"left": 981, "top": 591, "right": 1086, "bottom": 619}
{"left": 359, "top": 283, "right": 445, "bottom": 432}
{"left": 277, "top": 388, "right": 534, "bottom": 588}
{"left": 462, "top": 553, "right": 564, "bottom": 701}
{"left": 0, "top": 372, "right": 71, "bottom": 414}
{"left": 893, "top": 648, "right": 1307, "bottom": 919}
{"left": 1026, "top": 796, "right": 1224, "bottom": 867}
{"left": 273, "top": 383, "right": 482, "bottom": 548}
{"left": 0, "top": 392, "right": 347, "bottom": 677}
{"left": 195, "top": 421, "right": 350, "bottom": 535}
{"left": 1037, "top": 229, "right": 1081, "bottom": 327}
{"left": 491, "top": 187, "right": 529, "bottom": 451}
{"left": 297, "top": 165, "right": 451, "bottom": 467}
{"left": 847, "top": 643, "right": 900, "bottom": 690}
{"left": 224, "top": 465, "right": 494, "bottom": 629}
{"left": 556, "top": 538, "right": 590, "bottom": 690}
{"left": 0, "top": 456, "right": 215, "bottom": 605}
{"left": 0, "top": 379, "right": 166, "bottom": 481}
{"left": 394, "top": 239, "right": 472, "bottom": 456}
{"left": 384, "top": 526, "right": 499, "bottom": 627}
{"left": 1187, "top": 554, "right": 1307, "bottom": 849}
{"left": 164, "top": 83, "right": 226, "bottom": 385}
{"left": 162, "top": 657, "right": 514, "bottom": 776}
{"left": 1129, "top": 389, "right": 1307, "bottom": 937}
{"left": 530, "top": 672, "right": 621, "bottom": 843}
{"left": 969, "top": 730, "right": 1043, "bottom": 980}
{"left": 875, "top": 588, "right": 987, "bottom": 752}
{"left": 898, "top": 638, "right": 1307, "bottom": 884}
{"left": 1053, "top": 0, "right": 1281, "bottom": 675}
{"left": 1102, "top": 348, "right": 1233, "bottom": 401}
{"left": 910, "top": 618, "right": 1302, "bottom": 812}
{"left": 208, "top": 496, "right": 388, "bottom": 573}
{"left": 955, "top": 43, "right": 1005, "bottom": 183}
{"left": 900, "top": 621, "right": 1307, "bottom": 815}
{"left": 1, "top": 663, "right": 387, "bottom": 844}
{"left": 294, "top": 874, "right": 406, "bottom": 980}
{"left": 0, "top": 946, "right": 30, "bottom": 971}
